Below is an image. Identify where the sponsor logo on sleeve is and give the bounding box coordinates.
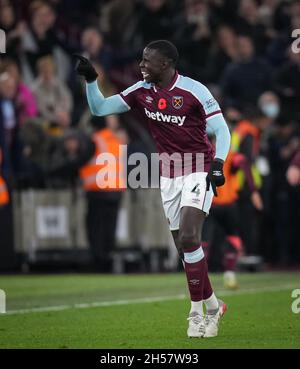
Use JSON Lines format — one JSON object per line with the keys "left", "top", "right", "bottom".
{"left": 205, "top": 98, "right": 218, "bottom": 111}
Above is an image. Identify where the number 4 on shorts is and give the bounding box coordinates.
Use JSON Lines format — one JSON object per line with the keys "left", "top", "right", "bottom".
{"left": 191, "top": 184, "right": 201, "bottom": 196}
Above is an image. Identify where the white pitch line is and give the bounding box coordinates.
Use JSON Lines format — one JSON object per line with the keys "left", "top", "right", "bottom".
{"left": 4, "top": 295, "right": 187, "bottom": 315}
{"left": 2, "top": 284, "right": 299, "bottom": 316}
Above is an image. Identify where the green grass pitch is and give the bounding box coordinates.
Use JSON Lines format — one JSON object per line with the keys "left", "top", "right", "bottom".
{"left": 0, "top": 272, "right": 299, "bottom": 348}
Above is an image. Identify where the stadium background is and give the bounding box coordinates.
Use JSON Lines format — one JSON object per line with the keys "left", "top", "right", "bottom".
{"left": 1, "top": 0, "right": 300, "bottom": 350}
{"left": 1, "top": 0, "right": 300, "bottom": 272}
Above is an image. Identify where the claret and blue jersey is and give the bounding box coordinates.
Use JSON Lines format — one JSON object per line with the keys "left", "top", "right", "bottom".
{"left": 86, "top": 71, "right": 231, "bottom": 177}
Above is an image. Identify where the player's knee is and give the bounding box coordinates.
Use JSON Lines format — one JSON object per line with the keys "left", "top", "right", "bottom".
{"left": 178, "top": 231, "right": 200, "bottom": 250}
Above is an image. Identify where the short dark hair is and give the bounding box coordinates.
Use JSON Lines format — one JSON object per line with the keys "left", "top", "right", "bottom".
{"left": 146, "top": 40, "right": 179, "bottom": 67}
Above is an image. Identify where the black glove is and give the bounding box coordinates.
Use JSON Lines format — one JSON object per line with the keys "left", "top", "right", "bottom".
{"left": 73, "top": 54, "right": 98, "bottom": 83}
{"left": 206, "top": 158, "right": 225, "bottom": 196}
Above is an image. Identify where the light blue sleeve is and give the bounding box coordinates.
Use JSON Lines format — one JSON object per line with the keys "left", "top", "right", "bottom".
{"left": 86, "top": 81, "right": 130, "bottom": 116}
{"left": 206, "top": 113, "right": 231, "bottom": 161}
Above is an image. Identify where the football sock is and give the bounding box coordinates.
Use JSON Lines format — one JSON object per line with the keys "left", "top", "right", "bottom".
{"left": 190, "top": 300, "right": 204, "bottom": 316}
{"left": 183, "top": 246, "right": 205, "bottom": 303}
{"left": 204, "top": 292, "right": 219, "bottom": 314}
{"left": 203, "top": 257, "right": 213, "bottom": 299}
{"left": 201, "top": 257, "right": 219, "bottom": 313}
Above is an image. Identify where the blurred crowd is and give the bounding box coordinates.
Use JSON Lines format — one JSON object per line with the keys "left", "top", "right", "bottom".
{"left": 1, "top": 0, "right": 300, "bottom": 267}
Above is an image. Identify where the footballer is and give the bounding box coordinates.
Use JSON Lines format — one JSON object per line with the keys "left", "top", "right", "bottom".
{"left": 75, "top": 40, "right": 231, "bottom": 338}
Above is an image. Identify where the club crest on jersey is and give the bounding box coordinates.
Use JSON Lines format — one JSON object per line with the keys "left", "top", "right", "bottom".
{"left": 172, "top": 96, "right": 183, "bottom": 109}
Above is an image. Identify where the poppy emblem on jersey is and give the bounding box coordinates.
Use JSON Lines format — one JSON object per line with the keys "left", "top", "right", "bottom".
{"left": 158, "top": 98, "right": 167, "bottom": 110}
{"left": 172, "top": 96, "right": 183, "bottom": 109}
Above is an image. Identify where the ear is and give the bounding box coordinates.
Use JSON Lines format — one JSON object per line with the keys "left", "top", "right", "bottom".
{"left": 161, "top": 59, "right": 171, "bottom": 70}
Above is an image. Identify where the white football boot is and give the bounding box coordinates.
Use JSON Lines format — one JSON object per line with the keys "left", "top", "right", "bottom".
{"left": 203, "top": 299, "right": 227, "bottom": 338}
{"left": 187, "top": 312, "right": 206, "bottom": 338}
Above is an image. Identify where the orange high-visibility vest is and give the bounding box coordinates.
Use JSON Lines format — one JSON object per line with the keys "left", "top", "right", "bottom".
{"left": 80, "top": 128, "right": 125, "bottom": 191}
{"left": 231, "top": 120, "right": 260, "bottom": 156}
{"left": 213, "top": 151, "right": 240, "bottom": 206}
{"left": 0, "top": 176, "right": 9, "bottom": 205}
{"left": 0, "top": 150, "right": 9, "bottom": 206}
{"left": 231, "top": 120, "right": 262, "bottom": 189}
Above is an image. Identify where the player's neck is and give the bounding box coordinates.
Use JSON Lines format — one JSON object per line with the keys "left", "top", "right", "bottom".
{"left": 157, "top": 69, "right": 177, "bottom": 89}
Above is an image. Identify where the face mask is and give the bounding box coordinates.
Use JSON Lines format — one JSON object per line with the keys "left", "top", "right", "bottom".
{"left": 261, "top": 103, "right": 280, "bottom": 118}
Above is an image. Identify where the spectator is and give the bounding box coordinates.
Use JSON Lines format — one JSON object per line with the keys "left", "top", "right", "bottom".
{"left": 268, "top": 116, "right": 300, "bottom": 264}
{"left": 221, "top": 35, "right": 272, "bottom": 107}
{"left": 258, "top": 0, "right": 280, "bottom": 30}
{"left": 274, "top": 48, "right": 300, "bottom": 117}
{"left": 132, "top": 0, "right": 174, "bottom": 49}
{"left": 2, "top": 58, "right": 38, "bottom": 125}
{"left": 206, "top": 25, "right": 239, "bottom": 84}
{"left": 46, "top": 128, "right": 95, "bottom": 188}
{"left": 80, "top": 27, "right": 112, "bottom": 72}
{"left": 287, "top": 150, "right": 300, "bottom": 187}
{"left": 0, "top": 148, "right": 9, "bottom": 207}
{"left": 285, "top": 146, "right": 300, "bottom": 263}
{"left": 223, "top": 105, "right": 244, "bottom": 130}
{"left": 0, "top": 0, "right": 26, "bottom": 58}
{"left": 231, "top": 108, "right": 271, "bottom": 256}
{"left": 235, "top": 0, "right": 270, "bottom": 54}
{"left": 0, "top": 69, "right": 24, "bottom": 184}
{"left": 31, "top": 55, "right": 73, "bottom": 131}
{"left": 272, "top": 0, "right": 291, "bottom": 33}
{"left": 17, "top": 117, "right": 50, "bottom": 189}
{"left": 257, "top": 91, "right": 281, "bottom": 152}
{"left": 99, "top": 0, "right": 138, "bottom": 49}
{"left": 79, "top": 118, "right": 126, "bottom": 272}
{"left": 209, "top": 0, "right": 240, "bottom": 25}
{"left": 21, "top": 0, "right": 72, "bottom": 84}
{"left": 173, "top": 0, "right": 214, "bottom": 81}
{"left": 258, "top": 90, "right": 280, "bottom": 120}
{"left": 203, "top": 136, "right": 263, "bottom": 287}
{"left": 264, "top": 0, "right": 295, "bottom": 67}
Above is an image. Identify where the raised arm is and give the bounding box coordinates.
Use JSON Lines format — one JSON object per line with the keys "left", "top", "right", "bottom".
{"left": 86, "top": 81, "right": 130, "bottom": 116}
{"left": 74, "top": 54, "right": 130, "bottom": 116}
